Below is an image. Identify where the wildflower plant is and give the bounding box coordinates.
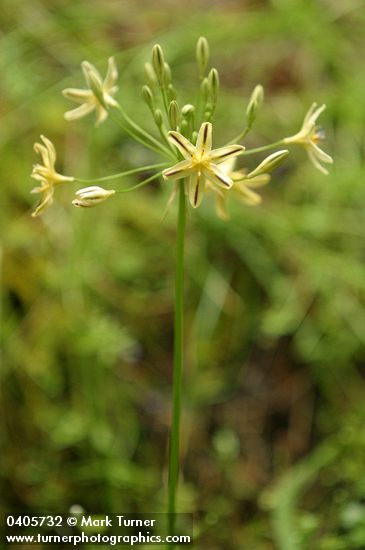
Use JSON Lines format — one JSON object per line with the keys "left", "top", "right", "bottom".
{"left": 30, "top": 38, "right": 333, "bottom": 528}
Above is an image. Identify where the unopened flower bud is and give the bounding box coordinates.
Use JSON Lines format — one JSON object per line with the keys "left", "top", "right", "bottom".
{"left": 144, "top": 62, "right": 157, "bottom": 87}
{"left": 180, "top": 119, "right": 188, "bottom": 134}
{"left": 208, "top": 68, "right": 219, "bottom": 104}
{"left": 181, "top": 104, "right": 195, "bottom": 136}
{"left": 152, "top": 44, "right": 165, "bottom": 83}
{"left": 196, "top": 36, "right": 210, "bottom": 76}
{"left": 168, "top": 101, "right": 180, "bottom": 130}
{"left": 72, "top": 186, "right": 115, "bottom": 208}
{"left": 181, "top": 104, "right": 195, "bottom": 118}
{"left": 153, "top": 108, "right": 163, "bottom": 127}
{"left": 246, "top": 84, "right": 264, "bottom": 128}
{"left": 247, "top": 150, "right": 289, "bottom": 178}
{"left": 142, "top": 85, "right": 154, "bottom": 110}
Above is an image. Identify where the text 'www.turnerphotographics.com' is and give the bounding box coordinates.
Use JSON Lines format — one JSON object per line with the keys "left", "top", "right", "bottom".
{"left": 4, "top": 514, "right": 193, "bottom": 546}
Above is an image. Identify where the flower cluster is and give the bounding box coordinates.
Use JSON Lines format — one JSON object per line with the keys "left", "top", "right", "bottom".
{"left": 30, "top": 38, "right": 333, "bottom": 218}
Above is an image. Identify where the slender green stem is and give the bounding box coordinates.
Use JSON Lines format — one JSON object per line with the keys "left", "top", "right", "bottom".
{"left": 74, "top": 163, "right": 169, "bottom": 185}
{"left": 168, "top": 181, "right": 186, "bottom": 537}
{"left": 242, "top": 139, "right": 285, "bottom": 155}
{"left": 227, "top": 125, "right": 251, "bottom": 145}
{"left": 196, "top": 79, "right": 208, "bottom": 128}
{"left": 157, "top": 124, "right": 176, "bottom": 154}
{"left": 160, "top": 85, "right": 170, "bottom": 116}
{"left": 116, "top": 103, "right": 174, "bottom": 158}
{"left": 108, "top": 104, "right": 175, "bottom": 159}
{"left": 115, "top": 171, "right": 163, "bottom": 193}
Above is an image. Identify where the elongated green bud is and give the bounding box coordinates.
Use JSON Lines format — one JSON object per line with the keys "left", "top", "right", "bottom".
{"left": 196, "top": 36, "right": 210, "bottom": 76}
{"left": 208, "top": 68, "right": 219, "bottom": 104}
{"left": 168, "top": 100, "right": 180, "bottom": 130}
{"left": 181, "top": 104, "right": 195, "bottom": 137}
{"left": 247, "top": 150, "right": 289, "bottom": 178}
{"left": 246, "top": 84, "right": 264, "bottom": 128}
{"left": 180, "top": 119, "right": 188, "bottom": 135}
{"left": 204, "top": 69, "right": 219, "bottom": 120}
{"left": 153, "top": 108, "right": 163, "bottom": 127}
{"left": 142, "top": 85, "right": 154, "bottom": 110}
{"left": 144, "top": 62, "right": 157, "bottom": 87}
{"left": 152, "top": 44, "right": 165, "bottom": 83}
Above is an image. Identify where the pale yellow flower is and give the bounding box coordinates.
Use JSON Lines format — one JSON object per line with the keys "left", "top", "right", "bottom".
{"left": 72, "top": 186, "right": 115, "bottom": 208}
{"left": 284, "top": 103, "right": 333, "bottom": 174}
{"left": 63, "top": 57, "right": 118, "bottom": 126}
{"left": 208, "top": 158, "right": 271, "bottom": 220}
{"left": 31, "top": 135, "right": 74, "bottom": 217}
{"left": 162, "top": 122, "right": 244, "bottom": 208}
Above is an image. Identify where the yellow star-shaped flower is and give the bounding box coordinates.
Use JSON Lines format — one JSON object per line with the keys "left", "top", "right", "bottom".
{"left": 63, "top": 57, "right": 118, "bottom": 126}
{"left": 284, "top": 103, "right": 333, "bottom": 174}
{"left": 162, "top": 122, "right": 245, "bottom": 208}
{"left": 31, "top": 135, "right": 74, "bottom": 217}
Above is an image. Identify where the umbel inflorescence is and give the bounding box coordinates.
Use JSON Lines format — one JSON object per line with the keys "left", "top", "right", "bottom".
{"left": 29, "top": 38, "right": 334, "bottom": 529}
{"left": 30, "top": 37, "right": 333, "bottom": 218}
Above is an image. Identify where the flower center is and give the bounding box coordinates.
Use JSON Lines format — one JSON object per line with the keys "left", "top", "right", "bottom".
{"left": 312, "top": 127, "right": 326, "bottom": 143}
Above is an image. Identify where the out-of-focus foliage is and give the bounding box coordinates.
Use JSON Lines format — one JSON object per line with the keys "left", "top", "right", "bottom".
{"left": 1, "top": 1, "right": 365, "bottom": 548}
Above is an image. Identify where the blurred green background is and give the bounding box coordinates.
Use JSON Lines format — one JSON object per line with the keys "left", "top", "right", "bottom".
{"left": 2, "top": 1, "right": 365, "bottom": 548}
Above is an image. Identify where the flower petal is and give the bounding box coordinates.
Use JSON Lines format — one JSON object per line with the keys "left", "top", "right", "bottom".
{"left": 31, "top": 184, "right": 47, "bottom": 194}
{"left": 215, "top": 190, "right": 229, "bottom": 220}
{"left": 167, "top": 131, "right": 196, "bottom": 159}
{"left": 64, "top": 102, "right": 96, "bottom": 121}
{"left": 218, "top": 157, "right": 237, "bottom": 176}
{"left": 310, "top": 104, "right": 326, "bottom": 125}
{"left": 104, "top": 57, "right": 118, "bottom": 91}
{"left": 235, "top": 184, "right": 262, "bottom": 205}
{"left": 310, "top": 143, "right": 333, "bottom": 164}
{"left": 32, "top": 164, "right": 51, "bottom": 179}
{"left": 307, "top": 149, "right": 329, "bottom": 175}
{"left": 33, "top": 143, "right": 49, "bottom": 168}
{"left": 205, "top": 164, "right": 233, "bottom": 189}
{"left": 303, "top": 102, "right": 318, "bottom": 126}
{"left": 31, "top": 188, "right": 54, "bottom": 217}
{"left": 196, "top": 122, "right": 212, "bottom": 156}
{"left": 41, "top": 135, "right": 56, "bottom": 167}
{"left": 210, "top": 144, "right": 245, "bottom": 164}
{"left": 162, "top": 160, "right": 193, "bottom": 180}
{"left": 75, "top": 186, "right": 103, "bottom": 196}
{"left": 95, "top": 105, "right": 109, "bottom": 126}
{"left": 104, "top": 93, "right": 118, "bottom": 108}
{"left": 188, "top": 170, "right": 206, "bottom": 208}
{"left": 245, "top": 173, "right": 270, "bottom": 188}
{"left": 62, "top": 88, "right": 93, "bottom": 103}
{"left": 81, "top": 61, "right": 103, "bottom": 89}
